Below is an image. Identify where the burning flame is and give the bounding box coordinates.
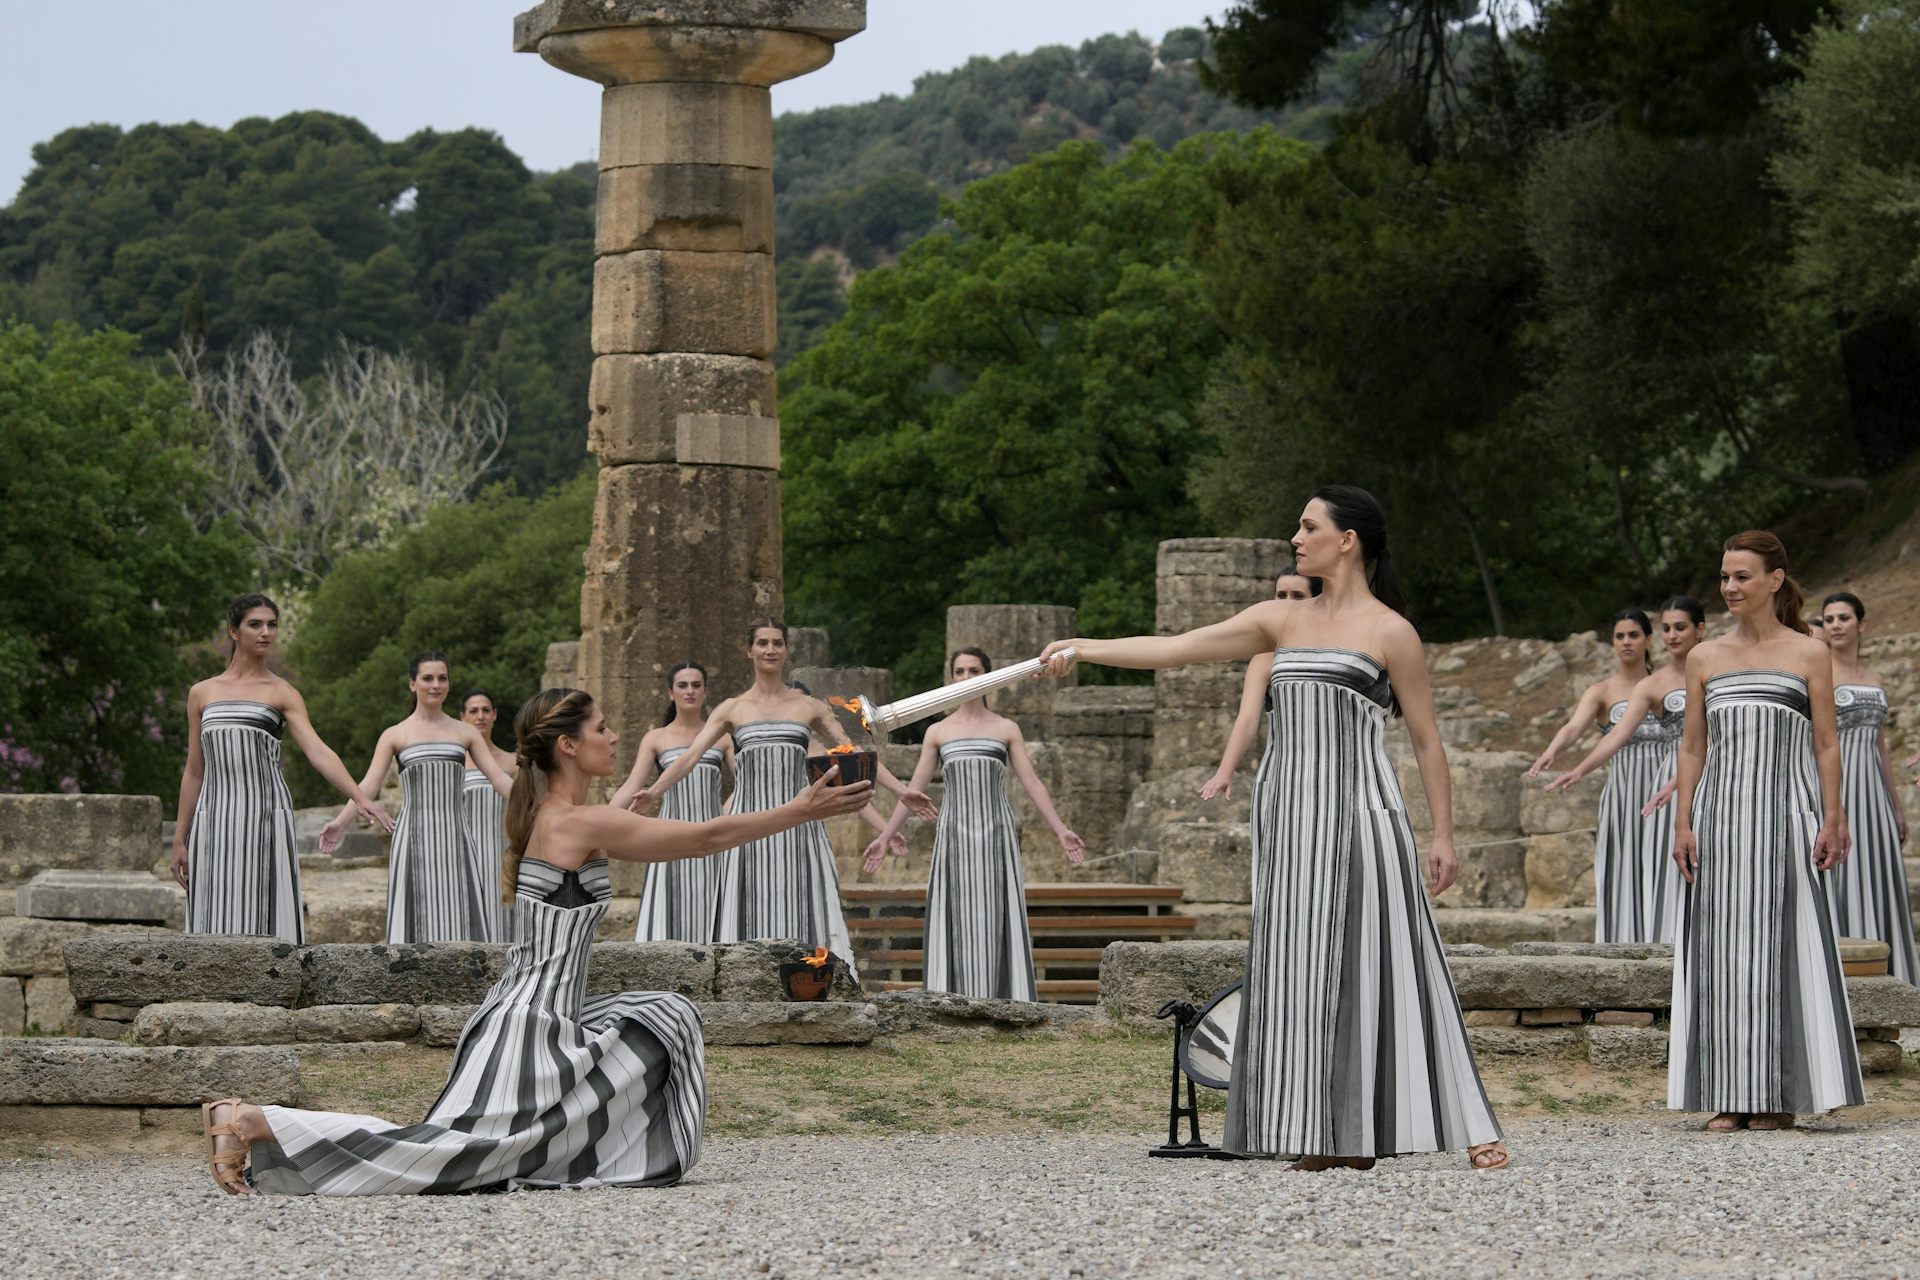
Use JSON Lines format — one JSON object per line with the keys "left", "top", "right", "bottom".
{"left": 827, "top": 742, "right": 857, "bottom": 755}
{"left": 802, "top": 946, "right": 830, "bottom": 968}
{"left": 827, "top": 694, "right": 875, "bottom": 734}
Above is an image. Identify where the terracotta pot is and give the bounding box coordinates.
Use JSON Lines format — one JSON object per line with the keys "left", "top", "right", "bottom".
{"left": 805, "top": 749, "right": 877, "bottom": 787}
{"left": 778, "top": 961, "right": 832, "bottom": 1002}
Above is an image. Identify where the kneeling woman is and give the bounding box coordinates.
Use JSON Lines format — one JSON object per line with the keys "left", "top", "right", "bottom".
{"left": 200, "top": 688, "right": 872, "bottom": 1195}
{"left": 1040, "top": 486, "right": 1505, "bottom": 1171}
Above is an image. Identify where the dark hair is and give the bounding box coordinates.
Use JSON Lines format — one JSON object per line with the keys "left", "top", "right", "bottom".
{"left": 223, "top": 593, "right": 280, "bottom": 666}
{"left": 660, "top": 661, "right": 709, "bottom": 727}
{"left": 1722, "top": 531, "right": 1808, "bottom": 634}
{"left": 459, "top": 688, "right": 496, "bottom": 717}
{"left": 407, "top": 650, "right": 450, "bottom": 712}
{"left": 745, "top": 617, "right": 788, "bottom": 647}
{"left": 788, "top": 681, "right": 812, "bottom": 697}
{"left": 1821, "top": 591, "right": 1865, "bottom": 625}
{"left": 503, "top": 688, "right": 596, "bottom": 903}
{"left": 1274, "top": 567, "right": 1321, "bottom": 599}
{"left": 1608, "top": 608, "right": 1655, "bottom": 673}
{"left": 1311, "top": 485, "right": 1405, "bottom": 617}
{"left": 949, "top": 646, "right": 993, "bottom": 675}
{"left": 1659, "top": 595, "right": 1706, "bottom": 628}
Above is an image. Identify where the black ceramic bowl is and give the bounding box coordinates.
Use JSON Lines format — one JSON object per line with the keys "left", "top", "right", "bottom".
{"left": 805, "top": 749, "right": 877, "bottom": 787}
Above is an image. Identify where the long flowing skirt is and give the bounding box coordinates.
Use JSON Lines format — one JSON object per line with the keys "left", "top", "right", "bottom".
{"left": 1827, "top": 727, "right": 1919, "bottom": 985}
{"left": 1594, "top": 738, "right": 1679, "bottom": 944}
{"left": 923, "top": 744, "right": 1035, "bottom": 1001}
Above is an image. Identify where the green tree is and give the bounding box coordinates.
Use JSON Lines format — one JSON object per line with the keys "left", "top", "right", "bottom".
{"left": 287, "top": 471, "right": 593, "bottom": 803}
{"left": 0, "top": 322, "right": 251, "bottom": 795}
{"left": 781, "top": 134, "right": 1306, "bottom": 689}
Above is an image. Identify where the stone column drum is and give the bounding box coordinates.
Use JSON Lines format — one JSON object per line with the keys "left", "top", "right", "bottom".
{"left": 1150, "top": 538, "right": 1296, "bottom": 775}
{"left": 514, "top": 1, "right": 866, "bottom": 766}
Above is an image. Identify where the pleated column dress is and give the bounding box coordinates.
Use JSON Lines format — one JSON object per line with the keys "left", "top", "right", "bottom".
{"left": 1827, "top": 685, "right": 1918, "bottom": 985}
{"left": 248, "top": 858, "right": 704, "bottom": 1194}
{"left": 1224, "top": 649, "right": 1502, "bottom": 1159}
{"left": 186, "top": 701, "right": 304, "bottom": 944}
{"left": 922, "top": 738, "right": 1037, "bottom": 1002}
{"left": 387, "top": 742, "right": 496, "bottom": 944}
{"left": 462, "top": 767, "right": 511, "bottom": 942}
{"left": 1668, "top": 670, "right": 1864, "bottom": 1114}
{"left": 711, "top": 721, "right": 855, "bottom": 967}
{"left": 1594, "top": 692, "right": 1685, "bottom": 944}
{"left": 636, "top": 746, "right": 726, "bottom": 943}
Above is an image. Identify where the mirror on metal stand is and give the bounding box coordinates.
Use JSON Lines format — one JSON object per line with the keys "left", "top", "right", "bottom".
{"left": 1147, "top": 980, "right": 1243, "bottom": 1159}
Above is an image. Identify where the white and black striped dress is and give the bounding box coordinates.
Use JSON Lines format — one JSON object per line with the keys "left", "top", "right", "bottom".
{"left": 1669, "top": 670, "right": 1864, "bottom": 1115}
{"left": 186, "top": 701, "right": 304, "bottom": 944}
{"left": 711, "top": 721, "right": 854, "bottom": 967}
{"left": 249, "top": 857, "right": 704, "bottom": 1194}
{"left": 388, "top": 742, "right": 496, "bottom": 944}
{"left": 1595, "top": 693, "right": 1684, "bottom": 944}
{"left": 462, "top": 767, "right": 511, "bottom": 942}
{"left": 923, "top": 737, "right": 1036, "bottom": 1002}
{"left": 636, "top": 746, "right": 727, "bottom": 943}
{"left": 1225, "top": 649, "right": 1501, "bottom": 1159}
{"left": 1829, "top": 685, "right": 1918, "bottom": 985}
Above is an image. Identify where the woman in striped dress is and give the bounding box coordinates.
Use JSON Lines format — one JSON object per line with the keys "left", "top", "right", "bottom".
{"left": 1040, "top": 486, "right": 1506, "bottom": 1172}
{"left": 172, "top": 594, "right": 392, "bottom": 943}
{"left": 862, "top": 647, "right": 1085, "bottom": 1001}
{"left": 611, "top": 662, "right": 735, "bottom": 942}
{"left": 1669, "top": 532, "right": 1862, "bottom": 1131}
{"left": 1819, "top": 591, "right": 1915, "bottom": 984}
{"left": 624, "top": 620, "right": 935, "bottom": 968}
{"left": 1545, "top": 596, "right": 1707, "bottom": 943}
{"left": 198, "top": 687, "right": 874, "bottom": 1196}
{"left": 459, "top": 688, "right": 517, "bottom": 941}
{"left": 321, "top": 653, "right": 512, "bottom": 944}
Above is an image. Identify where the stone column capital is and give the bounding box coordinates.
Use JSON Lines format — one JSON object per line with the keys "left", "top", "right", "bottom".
{"left": 515, "top": 0, "right": 867, "bottom": 86}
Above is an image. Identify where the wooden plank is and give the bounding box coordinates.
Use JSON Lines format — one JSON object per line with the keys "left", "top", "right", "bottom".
{"left": 865, "top": 947, "right": 1106, "bottom": 966}
{"left": 847, "top": 914, "right": 1195, "bottom": 935}
{"left": 841, "top": 883, "right": 1184, "bottom": 905}
{"left": 862, "top": 978, "right": 1100, "bottom": 1001}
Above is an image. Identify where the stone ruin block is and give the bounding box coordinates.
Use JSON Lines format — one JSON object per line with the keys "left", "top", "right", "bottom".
{"left": 18, "top": 869, "right": 182, "bottom": 926}
{"left": 945, "top": 604, "right": 1076, "bottom": 739}
{"left": 0, "top": 1041, "right": 301, "bottom": 1107}
{"left": 1153, "top": 821, "right": 1251, "bottom": 904}
{"left": 0, "top": 794, "right": 161, "bottom": 883}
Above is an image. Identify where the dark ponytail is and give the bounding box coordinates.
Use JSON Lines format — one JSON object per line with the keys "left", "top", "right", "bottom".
{"left": 1311, "top": 484, "right": 1404, "bottom": 715}
{"left": 660, "top": 661, "right": 709, "bottom": 727}
{"left": 1722, "top": 531, "right": 1807, "bottom": 634}
{"left": 503, "top": 687, "right": 596, "bottom": 903}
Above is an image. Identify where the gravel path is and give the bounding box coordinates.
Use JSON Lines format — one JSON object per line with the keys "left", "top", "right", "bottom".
{"left": 5, "top": 1117, "right": 1918, "bottom": 1279}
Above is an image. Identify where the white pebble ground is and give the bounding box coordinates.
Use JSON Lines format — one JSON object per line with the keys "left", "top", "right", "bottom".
{"left": 5, "top": 1116, "right": 1918, "bottom": 1278}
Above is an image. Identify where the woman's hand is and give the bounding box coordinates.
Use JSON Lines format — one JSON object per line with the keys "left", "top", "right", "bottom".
{"left": 861, "top": 835, "right": 892, "bottom": 875}
{"left": 630, "top": 788, "right": 659, "bottom": 815}
{"left": 795, "top": 767, "right": 872, "bottom": 824}
{"left": 1640, "top": 777, "right": 1678, "bottom": 817}
{"left": 1525, "top": 748, "right": 1556, "bottom": 780}
{"left": 355, "top": 796, "right": 394, "bottom": 834}
{"left": 901, "top": 788, "right": 937, "bottom": 822}
{"left": 1542, "top": 768, "right": 1583, "bottom": 794}
{"left": 1426, "top": 837, "right": 1459, "bottom": 897}
{"left": 1672, "top": 826, "right": 1697, "bottom": 884}
{"left": 318, "top": 814, "right": 350, "bottom": 856}
{"left": 169, "top": 840, "right": 188, "bottom": 889}
{"left": 1037, "top": 641, "right": 1079, "bottom": 679}
{"left": 1198, "top": 769, "right": 1233, "bottom": 801}
{"left": 1812, "top": 818, "right": 1849, "bottom": 871}
{"left": 1059, "top": 829, "right": 1085, "bottom": 865}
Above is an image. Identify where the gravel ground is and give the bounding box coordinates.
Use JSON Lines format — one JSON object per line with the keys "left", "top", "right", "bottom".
{"left": 4, "top": 1116, "right": 1918, "bottom": 1279}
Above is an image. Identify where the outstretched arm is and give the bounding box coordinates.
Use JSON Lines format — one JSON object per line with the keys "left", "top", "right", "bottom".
{"left": 863, "top": 738, "right": 938, "bottom": 873}
{"left": 1039, "top": 600, "right": 1285, "bottom": 674}
{"left": 608, "top": 729, "right": 664, "bottom": 812}
{"left": 1545, "top": 678, "right": 1659, "bottom": 792}
{"left": 627, "top": 707, "right": 735, "bottom": 812}
{"left": 1807, "top": 657, "right": 1849, "bottom": 870}
{"left": 464, "top": 723, "right": 514, "bottom": 798}
{"left": 286, "top": 691, "right": 392, "bottom": 832}
{"left": 1008, "top": 726, "right": 1082, "bottom": 864}
{"left": 580, "top": 773, "right": 872, "bottom": 863}
{"left": 1528, "top": 684, "right": 1606, "bottom": 778}
{"left": 320, "top": 727, "right": 398, "bottom": 852}
{"left": 1202, "top": 654, "right": 1271, "bottom": 801}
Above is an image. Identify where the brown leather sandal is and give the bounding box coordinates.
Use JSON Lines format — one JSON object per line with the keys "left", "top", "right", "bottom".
{"left": 1747, "top": 1112, "right": 1796, "bottom": 1131}
{"left": 202, "top": 1099, "right": 255, "bottom": 1196}
{"left": 1468, "top": 1142, "right": 1511, "bottom": 1170}
{"left": 1705, "top": 1113, "right": 1747, "bottom": 1132}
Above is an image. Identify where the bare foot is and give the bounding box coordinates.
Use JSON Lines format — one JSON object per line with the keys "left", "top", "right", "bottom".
{"left": 1468, "top": 1142, "right": 1510, "bottom": 1169}
{"left": 1705, "top": 1113, "right": 1747, "bottom": 1132}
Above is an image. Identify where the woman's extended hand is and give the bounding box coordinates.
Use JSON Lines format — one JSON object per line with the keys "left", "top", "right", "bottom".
{"left": 796, "top": 767, "right": 872, "bottom": 824}
{"left": 1525, "top": 748, "right": 1556, "bottom": 780}
{"left": 1640, "top": 777, "right": 1677, "bottom": 817}
{"left": 1037, "top": 641, "right": 1079, "bottom": 679}
{"left": 1426, "top": 837, "right": 1459, "bottom": 897}
{"left": 1059, "top": 829, "right": 1085, "bottom": 865}
{"left": 1542, "top": 768, "right": 1582, "bottom": 794}
{"left": 1672, "top": 827, "right": 1698, "bottom": 884}
{"left": 1198, "top": 769, "right": 1233, "bottom": 801}
{"left": 901, "top": 789, "right": 937, "bottom": 821}
{"left": 355, "top": 797, "right": 395, "bottom": 834}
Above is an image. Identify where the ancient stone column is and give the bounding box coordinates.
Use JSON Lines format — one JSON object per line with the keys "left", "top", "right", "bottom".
{"left": 1150, "top": 538, "right": 1295, "bottom": 775}
{"left": 945, "top": 604, "right": 1076, "bottom": 739}
{"left": 514, "top": 0, "right": 866, "bottom": 759}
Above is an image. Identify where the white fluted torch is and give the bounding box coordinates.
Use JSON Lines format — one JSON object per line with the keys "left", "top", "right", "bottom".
{"left": 830, "top": 649, "right": 1074, "bottom": 737}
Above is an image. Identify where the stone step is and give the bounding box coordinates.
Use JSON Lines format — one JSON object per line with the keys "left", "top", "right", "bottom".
{"left": 18, "top": 870, "right": 182, "bottom": 926}
{"left": 0, "top": 1040, "right": 299, "bottom": 1106}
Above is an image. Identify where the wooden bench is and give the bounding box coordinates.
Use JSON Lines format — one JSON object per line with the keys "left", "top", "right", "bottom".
{"left": 843, "top": 884, "right": 1191, "bottom": 1003}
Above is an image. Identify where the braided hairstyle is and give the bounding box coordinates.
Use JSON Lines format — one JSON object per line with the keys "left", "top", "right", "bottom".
{"left": 501, "top": 687, "right": 595, "bottom": 904}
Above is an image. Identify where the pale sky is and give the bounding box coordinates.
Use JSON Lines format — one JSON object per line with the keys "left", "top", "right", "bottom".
{"left": 1, "top": 1, "right": 1231, "bottom": 202}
